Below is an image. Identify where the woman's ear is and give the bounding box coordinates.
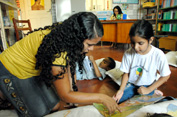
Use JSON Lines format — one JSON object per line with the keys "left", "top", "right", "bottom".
{"left": 149, "top": 37, "right": 154, "bottom": 44}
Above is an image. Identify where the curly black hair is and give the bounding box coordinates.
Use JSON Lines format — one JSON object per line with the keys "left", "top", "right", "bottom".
{"left": 35, "top": 12, "right": 103, "bottom": 91}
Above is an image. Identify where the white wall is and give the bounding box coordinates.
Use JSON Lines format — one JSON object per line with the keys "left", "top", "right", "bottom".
{"left": 71, "top": 0, "right": 85, "bottom": 15}
{"left": 56, "top": 0, "right": 86, "bottom": 22}
{"left": 56, "top": 0, "right": 71, "bottom": 22}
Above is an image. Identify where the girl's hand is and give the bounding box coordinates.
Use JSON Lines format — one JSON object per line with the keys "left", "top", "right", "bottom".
{"left": 113, "top": 90, "right": 123, "bottom": 104}
{"left": 101, "top": 94, "right": 121, "bottom": 114}
{"left": 88, "top": 55, "right": 94, "bottom": 62}
{"left": 137, "top": 86, "right": 151, "bottom": 95}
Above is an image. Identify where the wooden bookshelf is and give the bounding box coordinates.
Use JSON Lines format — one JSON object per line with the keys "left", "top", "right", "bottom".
{"left": 0, "top": 1, "right": 18, "bottom": 51}
{"left": 160, "top": 5, "right": 177, "bottom": 10}
{"left": 158, "top": 19, "right": 177, "bottom": 21}
{"left": 156, "top": 0, "right": 177, "bottom": 51}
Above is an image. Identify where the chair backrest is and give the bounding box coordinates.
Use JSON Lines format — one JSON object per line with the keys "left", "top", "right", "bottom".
{"left": 12, "top": 18, "right": 32, "bottom": 41}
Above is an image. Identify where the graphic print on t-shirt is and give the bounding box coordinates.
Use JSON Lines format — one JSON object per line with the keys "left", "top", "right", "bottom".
{"left": 130, "top": 65, "right": 149, "bottom": 85}
{"left": 136, "top": 67, "right": 142, "bottom": 76}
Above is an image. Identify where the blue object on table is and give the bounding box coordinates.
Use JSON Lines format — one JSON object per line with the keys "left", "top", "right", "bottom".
{"left": 123, "top": 14, "right": 127, "bottom": 19}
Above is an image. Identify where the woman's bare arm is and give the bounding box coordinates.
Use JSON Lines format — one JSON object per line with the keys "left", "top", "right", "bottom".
{"left": 51, "top": 65, "right": 121, "bottom": 114}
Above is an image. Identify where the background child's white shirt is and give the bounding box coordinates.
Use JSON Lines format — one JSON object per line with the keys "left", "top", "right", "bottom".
{"left": 76, "top": 58, "right": 106, "bottom": 80}
{"left": 120, "top": 45, "right": 171, "bottom": 86}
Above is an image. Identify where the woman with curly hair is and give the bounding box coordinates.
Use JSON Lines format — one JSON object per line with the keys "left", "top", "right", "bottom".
{"left": 0, "top": 12, "right": 120, "bottom": 116}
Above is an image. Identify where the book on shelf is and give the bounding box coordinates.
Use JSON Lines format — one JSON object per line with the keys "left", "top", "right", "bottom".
{"left": 172, "top": 24, "right": 177, "bottom": 32}
{"left": 161, "top": 0, "right": 177, "bottom": 8}
{"left": 166, "top": 0, "right": 171, "bottom": 7}
{"left": 162, "top": 23, "right": 177, "bottom": 32}
{"left": 158, "top": 23, "right": 163, "bottom": 31}
{"left": 175, "top": 11, "right": 177, "bottom": 19}
{"left": 162, "top": 10, "right": 177, "bottom": 19}
{"left": 170, "top": 0, "right": 174, "bottom": 6}
{"left": 145, "top": 13, "right": 156, "bottom": 19}
{"left": 174, "top": 0, "right": 177, "bottom": 6}
{"left": 154, "top": 0, "right": 163, "bottom": 5}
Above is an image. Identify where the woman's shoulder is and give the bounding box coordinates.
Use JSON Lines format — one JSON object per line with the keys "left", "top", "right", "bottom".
{"left": 34, "top": 29, "right": 51, "bottom": 35}
{"left": 19, "top": 29, "right": 51, "bottom": 46}
{"left": 27, "top": 29, "right": 51, "bottom": 39}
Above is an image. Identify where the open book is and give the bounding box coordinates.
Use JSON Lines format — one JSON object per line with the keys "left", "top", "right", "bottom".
{"left": 93, "top": 95, "right": 168, "bottom": 117}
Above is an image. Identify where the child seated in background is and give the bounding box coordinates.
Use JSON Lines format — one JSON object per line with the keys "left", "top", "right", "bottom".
{"left": 76, "top": 56, "right": 116, "bottom": 80}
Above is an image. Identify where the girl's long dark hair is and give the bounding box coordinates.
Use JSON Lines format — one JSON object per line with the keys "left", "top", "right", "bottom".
{"left": 35, "top": 12, "right": 103, "bottom": 91}
{"left": 129, "top": 19, "right": 154, "bottom": 42}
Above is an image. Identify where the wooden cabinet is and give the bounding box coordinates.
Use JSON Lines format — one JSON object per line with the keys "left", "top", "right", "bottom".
{"left": 0, "top": 0, "right": 18, "bottom": 51}
{"left": 159, "top": 36, "right": 177, "bottom": 51}
{"left": 101, "top": 20, "right": 136, "bottom": 44}
{"left": 117, "top": 22, "right": 133, "bottom": 43}
{"left": 102, "top": 23, "right": 117, "bottom": 42}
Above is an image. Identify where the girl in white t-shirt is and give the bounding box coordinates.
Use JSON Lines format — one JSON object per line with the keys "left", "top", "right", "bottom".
{"left": 113, "top": 20, "right": 171, "bottom": 104}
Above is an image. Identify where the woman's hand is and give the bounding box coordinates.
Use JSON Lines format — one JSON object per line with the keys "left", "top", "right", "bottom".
{"left": 137, "top": 86, "right": 151, "bottom": 95}
{"left": 113, "top": 90, "right": 123, "bottom": 104}
{"left": 100, "top": 94, "right": 121, "bottom": 114}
